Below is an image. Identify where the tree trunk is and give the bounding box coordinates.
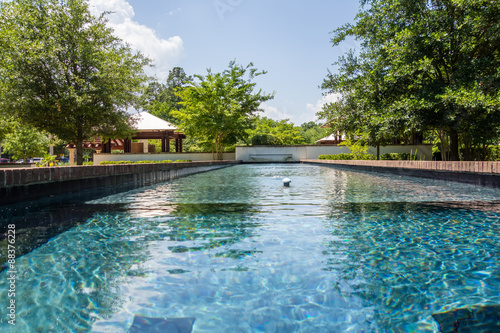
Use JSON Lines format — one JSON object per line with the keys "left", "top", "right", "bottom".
{"left": 49, "top": 134, "right": 54, "bottom": 155}
{"left": 438, "top": 130, "right": 448, "bottom": 161}
{"left": 217, "top": 142, "right": 223, "bottom": 160}
{"left": 76, "top": 141, "right": 84, "bottom": 165}
{"left": 449, "top": 128, "right": 460, "bottom": 161}
{"left": 376, "top": 144, "right": 380, "bottom": 160}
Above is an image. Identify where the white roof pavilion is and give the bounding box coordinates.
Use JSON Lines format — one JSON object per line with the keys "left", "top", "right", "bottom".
{"left": 131, "top": 112, "right": 177, "bottom": 131}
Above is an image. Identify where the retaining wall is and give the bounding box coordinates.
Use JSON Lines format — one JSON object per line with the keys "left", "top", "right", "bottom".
{"left": 93, "top": 152, "right": 236, "bottom": 164}
{"left": 236, "top": 145, "right": 433, "bottom": 162}
{"left": 302, "top": 159, "right": 500, "bottom": 187}
{"left": 0, "top": 161, "right": 240, "bottom": 205}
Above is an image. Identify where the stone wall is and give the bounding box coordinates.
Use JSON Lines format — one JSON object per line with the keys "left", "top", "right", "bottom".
{"left": 302, "top": 159, "right": 500, "bottom": 187}
{"left": 0, "top": 161, "right": 240, "bottom": 204}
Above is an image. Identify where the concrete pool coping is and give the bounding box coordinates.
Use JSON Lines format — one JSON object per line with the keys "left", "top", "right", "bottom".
{"left": 302, "top": 159, "right": 500, "bottom": 188}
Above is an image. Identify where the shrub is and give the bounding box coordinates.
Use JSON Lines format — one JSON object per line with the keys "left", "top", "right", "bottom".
{"left": 99, "top": 161, "right": 133, "bottom": 165}
{"left": 380, "top": 153, "right": 409, "bottom": 160}
{"left": 318, "top": 153, "right": 375, "bottom": 160}
{"left": 99, "top": 160, "right": 192, "bottom": 165}
{"left": 487, "top": 146, "right": 500, "bottom": 161}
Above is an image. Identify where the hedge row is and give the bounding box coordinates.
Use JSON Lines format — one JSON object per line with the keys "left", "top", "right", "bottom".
{"left": 380, "top": 153, "right": 410, "bottom": 160}
{"left": 318, "top": 152, "right": 415, "bottom": 161}
{"left": 99, "top": 160, "right": 192, "bottom": 165}
{"left": 318, "top": 153, "right": 376, "bottom": 160}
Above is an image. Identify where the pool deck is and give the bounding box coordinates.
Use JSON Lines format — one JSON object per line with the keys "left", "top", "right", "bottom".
{"left": 302, "top": 159, "right": 500, "bottom": 188}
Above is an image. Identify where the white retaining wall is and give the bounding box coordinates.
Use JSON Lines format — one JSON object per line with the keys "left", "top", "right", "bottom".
{"left": 93, "top": 152, "right": 236, "bottom": 165}
{"left": 93, "top": 145, "right": 433, "bottom": 164}
{"left": 235, "top": 145, "right": 433, "bottom": 162}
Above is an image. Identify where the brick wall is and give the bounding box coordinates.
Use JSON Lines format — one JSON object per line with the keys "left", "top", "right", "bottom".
{"left": 302, "top": 159, "right": 500, "bottom": 187}
{"left": 0, "top": 161, "right": 240, "bottom": 204}
{"left": 301, "top": 160, "right": 500, "bottom": 174}
{"left": 0, "top": 161, "right": 239, "bottom": 188}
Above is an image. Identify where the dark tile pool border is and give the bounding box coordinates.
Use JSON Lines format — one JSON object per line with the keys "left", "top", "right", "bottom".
{"left": 0, "top": 161, "right": 241, "bottom": 205}
{"left": 302, "top": 159, "right": 500, "bottom": 188}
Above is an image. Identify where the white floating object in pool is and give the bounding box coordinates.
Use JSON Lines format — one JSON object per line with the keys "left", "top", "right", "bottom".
{"left": 283, "top": 178, "right": 291, "bottom": 187}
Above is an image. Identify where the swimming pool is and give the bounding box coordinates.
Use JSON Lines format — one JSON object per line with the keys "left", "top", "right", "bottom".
{"left": 1, "top": 164, "right": 499, "bottom": 332}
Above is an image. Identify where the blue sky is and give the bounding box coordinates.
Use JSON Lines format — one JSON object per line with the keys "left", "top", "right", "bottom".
{"left": 89, "top": 0, "right": 362, "bottom": 125}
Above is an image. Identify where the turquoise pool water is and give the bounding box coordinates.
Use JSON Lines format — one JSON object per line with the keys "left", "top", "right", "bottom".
{"left": 1, "top": 164, "right": 500, "bottom": 332}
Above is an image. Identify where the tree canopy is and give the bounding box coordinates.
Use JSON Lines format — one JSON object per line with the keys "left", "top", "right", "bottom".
{"left": 246, "top": 117, "right": 305, "bottom": 145}
{"left": 319, "top": 0, "right": 500, "bottom": 160}
{"left": 3, "top": 123, "right": 49, "bottom": 161}
{"left": 140, "top": 67, "right": 192, "bottom": 125}
{"left": 174, "top": 61, "right": 274, "bottom": 159}
{"left": 299, "top": 121, "right": 328, "bottom": 144}
{"left": 0, "top": 0, "right": 151, "bottom": 164}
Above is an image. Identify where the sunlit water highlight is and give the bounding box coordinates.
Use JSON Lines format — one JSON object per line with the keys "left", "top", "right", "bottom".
{"left": 1, "top": 164, "right": 499, "bottom": 332}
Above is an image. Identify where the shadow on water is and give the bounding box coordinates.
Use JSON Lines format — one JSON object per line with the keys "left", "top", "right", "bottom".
{"left": 0, "top": 199, "right": 261, "bottom": 332}
{"left": 0, "top": 203, "right": 128, "bottom": 271}
{"left": 0, "top": 180, "right": 166, "bottom": 272}
{"left": 322, "top": 201, "right": 500, "bottom": 331}
{"left": 0, "top": 212, "right": 163, "bottom": 332}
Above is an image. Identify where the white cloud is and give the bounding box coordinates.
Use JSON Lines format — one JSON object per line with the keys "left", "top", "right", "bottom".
{"left": 259, "top": 103, "right": 290, "bottom": 121}
{"left": 306, "top": 93, "right": 341, "bottom": 116}
{"left": 88, "top": 0, "right": 184, "bottom": 79}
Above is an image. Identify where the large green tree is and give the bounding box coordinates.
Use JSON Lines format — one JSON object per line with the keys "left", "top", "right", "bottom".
{"left": 246, "top": 117, "right": 304, "bottom": 145}
{"left": 140, "top": 67, "right": 192, "bottom": 124}
{"left": 0, "top": 0, "right": 151, "bottom": 164}
{"left": 299, "top": 121, "right": 328, "bottom": 144}
{"left": 174, "top": 61, "right": 274, "bottom": 159}
{"left": 3, "top": 123, "right": 49, "bottom": 161}
{"left": 320, "top": 0, "right": 500, "bottom": 160}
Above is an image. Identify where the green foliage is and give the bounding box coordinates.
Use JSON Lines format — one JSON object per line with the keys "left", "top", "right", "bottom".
{"left": 99, "top": 161, "right": 134, "bottom": 165}
{"left": 318, "top": 153, "right": 376, "bottom": 160}
{"left": 338, "top": 137, "right": 371, "bottom": 159}
{"left": 0, "top": 117, "right": 15, "bottom": 143}
{"left": 3, "top": 124, "right": 49, "bottom": 161}
{"left": 0, "top": 0, "right": 151, "bottom": 165}
{"left": 98, "top": 160, "right": 191, "bottom": 165}
{"left": 487, "top": 146, "right": 500, "bottom": 161}
{"left": 299, "top": 122, "right": 328, "bottom": 144}
{"left": 246, "top": 117, "right": 304, "bottom": 145}
{"left": 140, "top": 67, "right": 192, "bottom": 125}
{"left": 251, "top": 134, "right": 280, "bottom": 145}
{"left": 380, "top": 153, "right": 410, "bottom": 160}
{"left": 320, "top": 0, "right": 500, "bottom": 161}
{"left": 82, "top": 150, "right": 93, "bottom": 163}
{"left": 181, "top": 137, "right": 207, "bottom": 153}
{"left": 40, "top": 154, "right": 57, "bottom": 167}
{"left": 319, "top": 153, "right": 354, "bottom": 160}
{"left": 174, "top": 61, "right": 274, "bottom": 160}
